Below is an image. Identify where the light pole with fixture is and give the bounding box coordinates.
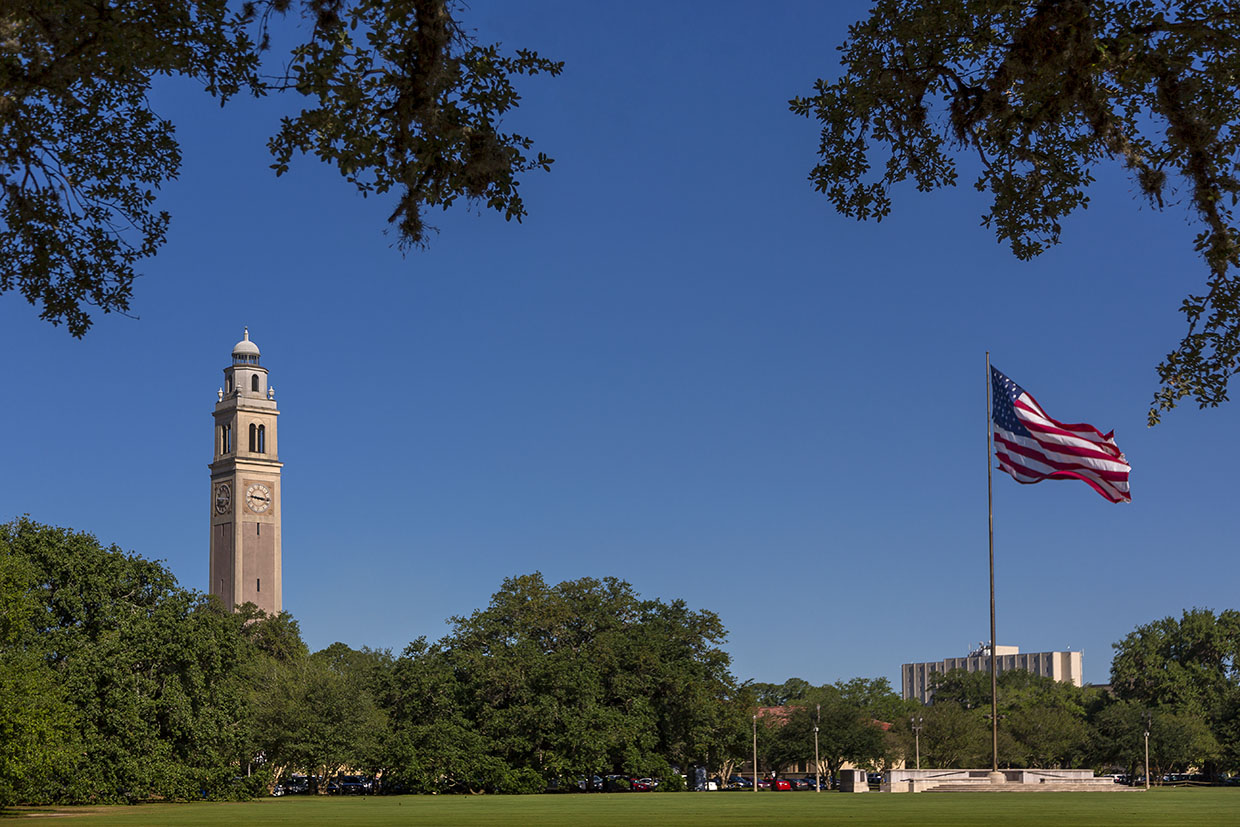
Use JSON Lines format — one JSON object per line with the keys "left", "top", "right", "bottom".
{"left": 814, "top": 703, "right": 821, "bottom": 792}
{"left": 752, "top": 713, "right": 758, "bottom": 793}
{"left": 911, "top": 715, "right": 924, "bottom": 770}
{"left": 1144, "top": 712, "right": 1151, "bottom": 790}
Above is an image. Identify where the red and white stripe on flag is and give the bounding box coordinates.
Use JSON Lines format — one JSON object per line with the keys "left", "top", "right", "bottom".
{"left": 990, "top": 367, "right": 1131, "bottom": 504}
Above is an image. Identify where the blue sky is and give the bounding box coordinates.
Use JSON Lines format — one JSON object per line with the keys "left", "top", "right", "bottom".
{"left": 3, "top": 1, "right": 1236, "bottom": 689}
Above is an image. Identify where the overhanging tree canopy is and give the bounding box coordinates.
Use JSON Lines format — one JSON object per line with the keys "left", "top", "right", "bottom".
{"left": 792, "top": 0, "right": 1240, "bottom": 423}
{"left": 0, "top": 0, "right": 561, "bottom": 335}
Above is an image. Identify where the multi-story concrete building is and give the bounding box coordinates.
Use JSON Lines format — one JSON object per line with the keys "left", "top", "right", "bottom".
{"left": 901, "top": 645, "right": 1082, "bottom": 703}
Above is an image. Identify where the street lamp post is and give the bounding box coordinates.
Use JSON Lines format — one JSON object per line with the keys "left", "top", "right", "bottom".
{"left": 814, "top": 704, "right": 821, "bottom": 792}
{"left": 911, "top": 716, "right": 924, "bottom": 771}
{"left": 1144, "top": 713, "right": 1151, "bottom": 791}
{"left": 752, "top": 713, "right": 758, "bottom": 793}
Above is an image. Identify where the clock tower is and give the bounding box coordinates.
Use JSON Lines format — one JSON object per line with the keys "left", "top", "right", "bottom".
{"left": 209, "top": 328, "right": 283, "bottom": 615}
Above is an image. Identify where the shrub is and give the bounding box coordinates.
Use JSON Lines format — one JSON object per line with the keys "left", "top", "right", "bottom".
{"left": 657, "top": 773, "right": 687, "bottom": 792}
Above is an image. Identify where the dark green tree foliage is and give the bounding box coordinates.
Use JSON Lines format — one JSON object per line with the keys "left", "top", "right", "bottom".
{"left": 922, "top": 668, "right": 1101, "bottom": 769}
{"left": 751, "top": 678, "right": 812, "bottom": 706}
{"left": 1091, "top": 700, "right": 1220, "bottom": 781}
{"left": 0, "top": 0, "right": 561, "bottom": 335}
{"left": 250, "top": 642, "right": 389, "bottom": 790}
{"left": 0, "top": 518, "right": 298, "bottom": 804}
{"left": 917, "top": 701, "right": 991, "bottom": 769}
{"left": 1110, "top": 607, "right": 1240, "bottom": 774}
{"left": 0, "top": 545, "right": 74, "bottom": 808}
{"left": 1111, "top": 608, "right": 1240, "bottom": 717}
{"left": 793, "top": 1, "right": 1240, "bottom": 422}
{"left": 758, "top": 677, "right": 905, "bottom": 785}
{"left": 380, "top": 573, "right": 747, "bottom": 792}
{"left": 772, "top": 693, "right": 884, "bottom": 785}
{"left": 1215, "top": 691, "right": 1240, "bottom": 774}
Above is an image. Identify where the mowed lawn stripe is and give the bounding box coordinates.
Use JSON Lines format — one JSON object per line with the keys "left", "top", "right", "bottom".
{"left": 14, "top": 788, "right": 1240, "bottom": 827}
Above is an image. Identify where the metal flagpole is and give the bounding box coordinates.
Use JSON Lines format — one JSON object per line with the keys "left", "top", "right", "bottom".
{"left": 986, "top": 352, "right": 999, "bottom": 778}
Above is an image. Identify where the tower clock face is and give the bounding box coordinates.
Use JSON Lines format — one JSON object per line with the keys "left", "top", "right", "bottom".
{"left": 246, "top": 483, "right": 272, "bottom": 513}
{"left": 214, "top": 483, "right": 232, "bottom": 514}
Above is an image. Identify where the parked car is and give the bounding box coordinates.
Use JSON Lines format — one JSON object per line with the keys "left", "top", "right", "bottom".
{"left": 630, "top": 778, "right": 653, "bottom": 792}
{"left": 770, "top": 778, "right": 792, "bottom": 791}
{"left": 274, "top": 775, "right": 310, "bottom": 796}
{"left": 790, "top": 777, "right": 815, "bottom": 791}
{"left": 335, "top": 775, "right": 372, "bottom": 795}
{"left": 727, "top": 775, "right": 752, "bottom": 789}
{"left": 576, "top": 775, "right": 604, "bottom": 792}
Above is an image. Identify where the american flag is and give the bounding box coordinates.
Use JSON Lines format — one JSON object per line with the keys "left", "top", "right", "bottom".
{"left": 990, "top": 367, "right": 1131, "bottom": 503}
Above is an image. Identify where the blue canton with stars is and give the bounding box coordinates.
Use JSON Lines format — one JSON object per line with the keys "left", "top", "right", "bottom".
{"left": 991, "top": 367, "right": 1032, "bottom": 437}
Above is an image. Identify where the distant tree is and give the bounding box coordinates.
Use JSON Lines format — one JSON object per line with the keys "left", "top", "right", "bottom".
{"left": 0, "top": 0, "right": 561, "bottom": 335}
{"left": 836, "top": 677, "right": 912, "bottom": 728}
{"left": 762, "top": 679, "right": 902, "bottom": 785}
{"left": 792, "top": 1, "right": 1240, "bottom": 422}
{"left": 1111, "top": 608, "right": 1240, "bottom": 719}
{"left": 1091, "top": 700, "right": 1152, "bottom": 779}
{"left": 1213, "top": 690, "right": 1240, "bottom": 775}
{"left": 378, "top": 636, "right": 510, "bottom": 793}
{"left": 752, "top": 678, "right": 813, "bottom": 706}
{"left": 928, "top": 668, "right": 994, "bottom": 710}
{"left": 237, "top": 604, "right": 310, "bottom": 664}
{"left": 706, "top": 687, "right": 755, "bottom": 788}
{"left": 919, "top": 702, "right": 990, "bottom": 769}
{"left": 1110, "top": 607, "right": 1240, "bottom": 777}
{"left": 0, "top": 547, "right": 74, "bottom": 809}
{"left": 1007, "top": 705, "right": 1089, "bottom": 769}
{"left": 0, "top": 517, "right": 262, "bottom": 803}
{"left": 1091, "top": 701, "right": 1219, "bottom": 782}
{"left": 927, "top": 668, "right": 1101, "bottom": 769}
{"left": 380, "top": 573, "right": 746, "bottom": 791}
{"left": 251, "top": 643, "right": 389, "bottom": 792}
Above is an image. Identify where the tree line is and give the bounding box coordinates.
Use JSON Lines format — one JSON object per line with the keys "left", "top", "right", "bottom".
{"left": 2, "top": 517, "right": 1238, "bottom": 806}
{"left": 737, "top": 607, "right": 1240, "bottom": 784}
{"left": 0, "top": 518, "right": 746, "bottom": 804}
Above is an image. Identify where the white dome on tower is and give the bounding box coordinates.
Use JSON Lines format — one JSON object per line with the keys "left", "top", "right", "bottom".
{"left": 232, "top": 328, "right": 260, "bottom": 362}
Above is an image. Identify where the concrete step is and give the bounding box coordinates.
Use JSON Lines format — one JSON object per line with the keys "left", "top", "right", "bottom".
{"left": 926, "top": 782, "right": 1138, "bottom": 792}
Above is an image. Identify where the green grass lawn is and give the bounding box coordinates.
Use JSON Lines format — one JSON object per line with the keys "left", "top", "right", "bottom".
{"left": 6, "top": 788, "right": 1239, "bottom": 826}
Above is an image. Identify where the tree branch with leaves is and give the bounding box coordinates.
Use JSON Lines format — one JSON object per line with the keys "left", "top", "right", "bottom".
{"left": 792, "top": 0, "right": 1240, "bottom": 422}
{"left": 0, "top": 0, "right": 561, "bottom": 335}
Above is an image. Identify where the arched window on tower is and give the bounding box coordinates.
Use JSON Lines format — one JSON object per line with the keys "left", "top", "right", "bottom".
{"left": 221, "top": 424, "right": 232, "bottom": 454}
{"left": 226, "top": 376, "right": 233, "bottom": 393}
{"left": 257, "top": 424, "right": 266, "bottom": 453}
{"left": 251, "top": 374, "right": 260, "bottom": 392}
{"left": 249, "top": 423, "right": 257, "bottom": 452}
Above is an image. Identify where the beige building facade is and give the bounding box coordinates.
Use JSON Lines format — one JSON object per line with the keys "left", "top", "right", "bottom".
{"left": 902, "top": 645, "right": 1083, "bottom": 704}
{"left": 208, "top": 329, "right": 283, "bottom": 615}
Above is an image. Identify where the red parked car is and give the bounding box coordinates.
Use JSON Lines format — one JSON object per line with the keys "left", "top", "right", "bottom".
{"left": 770, "top": 778, "right": 791, "bottom": 791}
